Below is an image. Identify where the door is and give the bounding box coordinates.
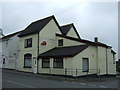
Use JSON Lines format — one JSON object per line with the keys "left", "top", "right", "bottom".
{"left": 82, "top": 58, "right": 89, "bottom": 72}
{"left": 33, "top": 57, "right": 37, "bottom": 74}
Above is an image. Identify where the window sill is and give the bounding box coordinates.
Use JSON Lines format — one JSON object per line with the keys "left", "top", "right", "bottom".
{"left": 42, "top": 67, "right": 50, "bottom": 68}
{"left": 82, "top": 71, "right": 89, "bottom": 72}
{"left": 53, "top": 67, "right": 63, "bottom": 69}
{"left": 23, "top": 66, "right": 32, "bottom": 68}
{"left": 24, "top": 47, "right": 32, "bottom": 48}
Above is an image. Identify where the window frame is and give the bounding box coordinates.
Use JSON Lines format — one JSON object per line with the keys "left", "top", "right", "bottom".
{"left": 53, "top": 58, "right": 63, "bottom": 69}
{"left": 42, "top": 58, "right": 50, "bottom": 68}
{"left": 82, "top": 58, "right": 89, "bottom": 72}
{"left": 24, "top": 53, "right": 32, "bottom": 68}
{"left": 24, "top": 38, "right": 32, "bottom": 48}
{"left": 58, "top": 39, "right": 63, "bottom": 46}
{"left": 113, "top": 53, "right": 115, "bottom": 64}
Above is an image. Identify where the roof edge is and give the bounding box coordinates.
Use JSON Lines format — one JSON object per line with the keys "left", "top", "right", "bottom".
{"left": 56, "top": 33, "right": 110, "bottom": 48}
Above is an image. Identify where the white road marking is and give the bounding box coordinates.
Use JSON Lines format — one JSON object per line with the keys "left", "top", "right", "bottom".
{"left": 71, "top": 82, "right": 76, "bottom": 84}
{"left": 88, "top": 84, "right": 97, "bottom": 87}
{"left": 79, "top": 83, "right": 86, "bottom": 85}
{"left": 6, "top": 80, "right": 35, "bottom": 88}
{"left": 99, "top": 86, "right": 107, "bottom": 88}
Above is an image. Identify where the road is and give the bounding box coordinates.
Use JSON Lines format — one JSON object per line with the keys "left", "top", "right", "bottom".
{"left": 2, "top": 69, "right": 119, "bottom": 88}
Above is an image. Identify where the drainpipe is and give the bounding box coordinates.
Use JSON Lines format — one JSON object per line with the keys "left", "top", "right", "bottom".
{"left": 96, "top": 46, "right": 99, "bottom": 75}
{"left": 106, "top": 47, "right": 108, "bottom": 75}
{"left": 37, "top": 32, "right": 40, "bottom": 74}
{"left": 94, "top": 37, "right": 99, "bottom": 75}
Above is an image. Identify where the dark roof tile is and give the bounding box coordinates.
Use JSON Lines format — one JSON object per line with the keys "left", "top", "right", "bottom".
{"left": 18, "top": 15, "right": 55, "bottom": 37}
{"left": 60, "top": 23, "right": 81, "bottom": 39}
{"left": 38, "top": 45, "right": 88, "bottom": 58}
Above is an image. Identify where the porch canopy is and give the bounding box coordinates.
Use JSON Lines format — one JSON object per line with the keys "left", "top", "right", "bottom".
{"left": 38, "top": 45, "right": 88, "bottom": 58}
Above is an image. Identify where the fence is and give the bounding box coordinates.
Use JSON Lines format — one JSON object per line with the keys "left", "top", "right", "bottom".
{"left": 41, "top": 68, "right": 100, "bottom": 79}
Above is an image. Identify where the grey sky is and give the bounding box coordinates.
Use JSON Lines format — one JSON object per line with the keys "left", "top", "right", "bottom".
{"left": 0, "top": 1, "right": 118, "bottom": 59}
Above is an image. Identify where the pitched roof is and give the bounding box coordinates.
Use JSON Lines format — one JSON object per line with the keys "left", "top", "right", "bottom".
{"left": 60, "top": 24, "right": 73, "bottom": 35}
{"left": 56, "top": 33, "right": 111, "bottom": 48}
{"left": 60, "top": 23, "right": 81, "bottom": 39}
{"left": 18, "top": 15, "right": 61, "bottom": 37}
{"left": 38, "top": 45, "right": 88, "bottom": 58}
{"left": 1, "top": 31, "right": 21, "bottom": 41}
{"left": 111, "top": 50, "right": 116, "bottom": 54}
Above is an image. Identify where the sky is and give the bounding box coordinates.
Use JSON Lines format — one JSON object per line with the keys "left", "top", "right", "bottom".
{"left": 0, "top": 0, "right": 119, "bottom": 59}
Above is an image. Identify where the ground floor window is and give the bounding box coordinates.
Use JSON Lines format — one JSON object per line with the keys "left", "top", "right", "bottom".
{"left": 24, "top": 53, "right": 32, "bottom": 68}
{"left": 53, "top": 58, "right": 63, "bottom": 68}
{"left": 42, "top": 58, "right": 50, "bottom": 68}
{"left": 82, "top": 58, "right": 89, "bottom": 72}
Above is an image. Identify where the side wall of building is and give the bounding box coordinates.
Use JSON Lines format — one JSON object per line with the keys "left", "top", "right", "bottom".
{"left": 67, "top": 27, "right": 79, "bottom": 38}
{"left": 72, "top": 46, "right": 97, "bottom": 76}
{"left": 56, "top": 36, "right": 85, "bottom": 47}
{"left": 107, "top": 48, "right": 116, "bottom": 75}
{"left": 2, "top": 34, "right": 20, "bottom": 70}
{"left": 39, "top": 19, "right": 61, "bottom": 54}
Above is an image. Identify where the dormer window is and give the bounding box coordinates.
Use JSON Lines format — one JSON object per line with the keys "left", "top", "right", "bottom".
{"left": 58, "top": 39, "right": 63, "bottom": 46}
{"left": 25, "top": 38, "right": 32, "bottom": 48}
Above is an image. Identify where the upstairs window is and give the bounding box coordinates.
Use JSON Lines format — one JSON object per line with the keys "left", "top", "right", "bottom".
{"left": 58, "top": 39, "right": 63, "bottom": 46}
{"left": 25, "top": 38, "right": 32, "bottom": 48}
{"left": 6, "top": 40, "right": 8, "bottom": 47}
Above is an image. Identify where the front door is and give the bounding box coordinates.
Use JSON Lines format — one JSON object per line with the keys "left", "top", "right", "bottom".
{"left": 33, "top": 57, "right": 37, "bottom": 74}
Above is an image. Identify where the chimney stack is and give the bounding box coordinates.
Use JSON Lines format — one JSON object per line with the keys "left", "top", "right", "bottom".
{"left": 94, "top": 37, "right": 98, "bottom": 42}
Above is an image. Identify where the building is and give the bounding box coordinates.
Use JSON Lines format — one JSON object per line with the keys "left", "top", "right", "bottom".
{"left": 0, "top": 31, "right": 21, "bottom": 70}
{"left": 16, "top": 15, "right": 116, "bottom": 77}
{"left": 0, "top": 29, "right": 5, "bottom": 38}
{"left": 0, "top": 29, "right": 4, "bottom": 68}
{"left": 116, "top": 59, "right": 120, "bottom": 72}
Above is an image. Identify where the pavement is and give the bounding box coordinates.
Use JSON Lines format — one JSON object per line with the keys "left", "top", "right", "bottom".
{"left": 2, "top": 69, "right": 119, "bottom": 88}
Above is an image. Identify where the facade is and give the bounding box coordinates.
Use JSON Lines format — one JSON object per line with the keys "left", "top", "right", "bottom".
{"left": 0, "top": 29, "right": 4, "bottom": 68}
{"left": 17, "top": 15, "right": 116, "bottom": 77}
{"left": 0, "top": 31, "right": 21, "bottom": 70}
{"left": 116, "top": 59, "right": 120, "bottom": 72}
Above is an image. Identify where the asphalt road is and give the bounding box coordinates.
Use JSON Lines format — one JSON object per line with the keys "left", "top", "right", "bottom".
{"left": 2, "top": 69, "right": 119, "bottom": 88}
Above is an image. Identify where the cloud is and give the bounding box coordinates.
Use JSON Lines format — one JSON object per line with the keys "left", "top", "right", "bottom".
{"left": 1, "top": 1, "right": 118, "bottom": 59}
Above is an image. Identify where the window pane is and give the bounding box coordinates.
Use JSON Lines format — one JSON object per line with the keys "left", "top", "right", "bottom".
{"left": 53, "top": 58, "right": 63, "bottom": 68}
{"left": 24, "top": 54, "right": 32, "bottom": 67}
{"left": 25, "top": 38, "right": 32, "bottom": 48}
{"left": 82, "top": 58, "right": 89, "bottom": 72}
{"left": 42, "top": 58, "right": 50, "bottom": 68}
{"left": 25, "top": 59, "right": 31, "bottom": 67}
{"left": 58, "top": 39, "right": 63, "bottom": 46}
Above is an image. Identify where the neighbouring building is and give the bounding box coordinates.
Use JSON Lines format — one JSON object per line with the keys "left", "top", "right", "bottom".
{"left": 8, "top": 15, "right": 116, "bottom": 77}
{"left": 116, "top": 59, "right": 120, "bottom": 72}
{"left": 0, "top": 31, "right": 21, "bottom": 70}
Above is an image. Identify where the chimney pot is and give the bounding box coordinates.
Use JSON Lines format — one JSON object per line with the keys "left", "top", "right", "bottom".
{"left": 94, "top": 37, "right": 98, "bottom": 42}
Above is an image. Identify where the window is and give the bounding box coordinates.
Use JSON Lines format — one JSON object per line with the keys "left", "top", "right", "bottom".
{"left": 53, "top": 58, "right": 63, "bottom": 68}
{"left": 58, "top": 39, "right": 63, "bottom": 46}
{"left": 25, "top": 38, "right": 32, "bottom": 48}
{"left": 6, "top": 41, "right": 8, "bottom": 47}
{"left": 3, "top": 58, "right": 5, "bottom": 64}
{"left": 113, "top": 54, "right": 115, "bottom": 64}
{"left": 24, "top": 54, "right": 32, "bottom": 68}
{"left": 42, "top": 58, "right": 50, "bottom": 68}
{"left": 82, "top": 58, "right": 89, "bottom": 72}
